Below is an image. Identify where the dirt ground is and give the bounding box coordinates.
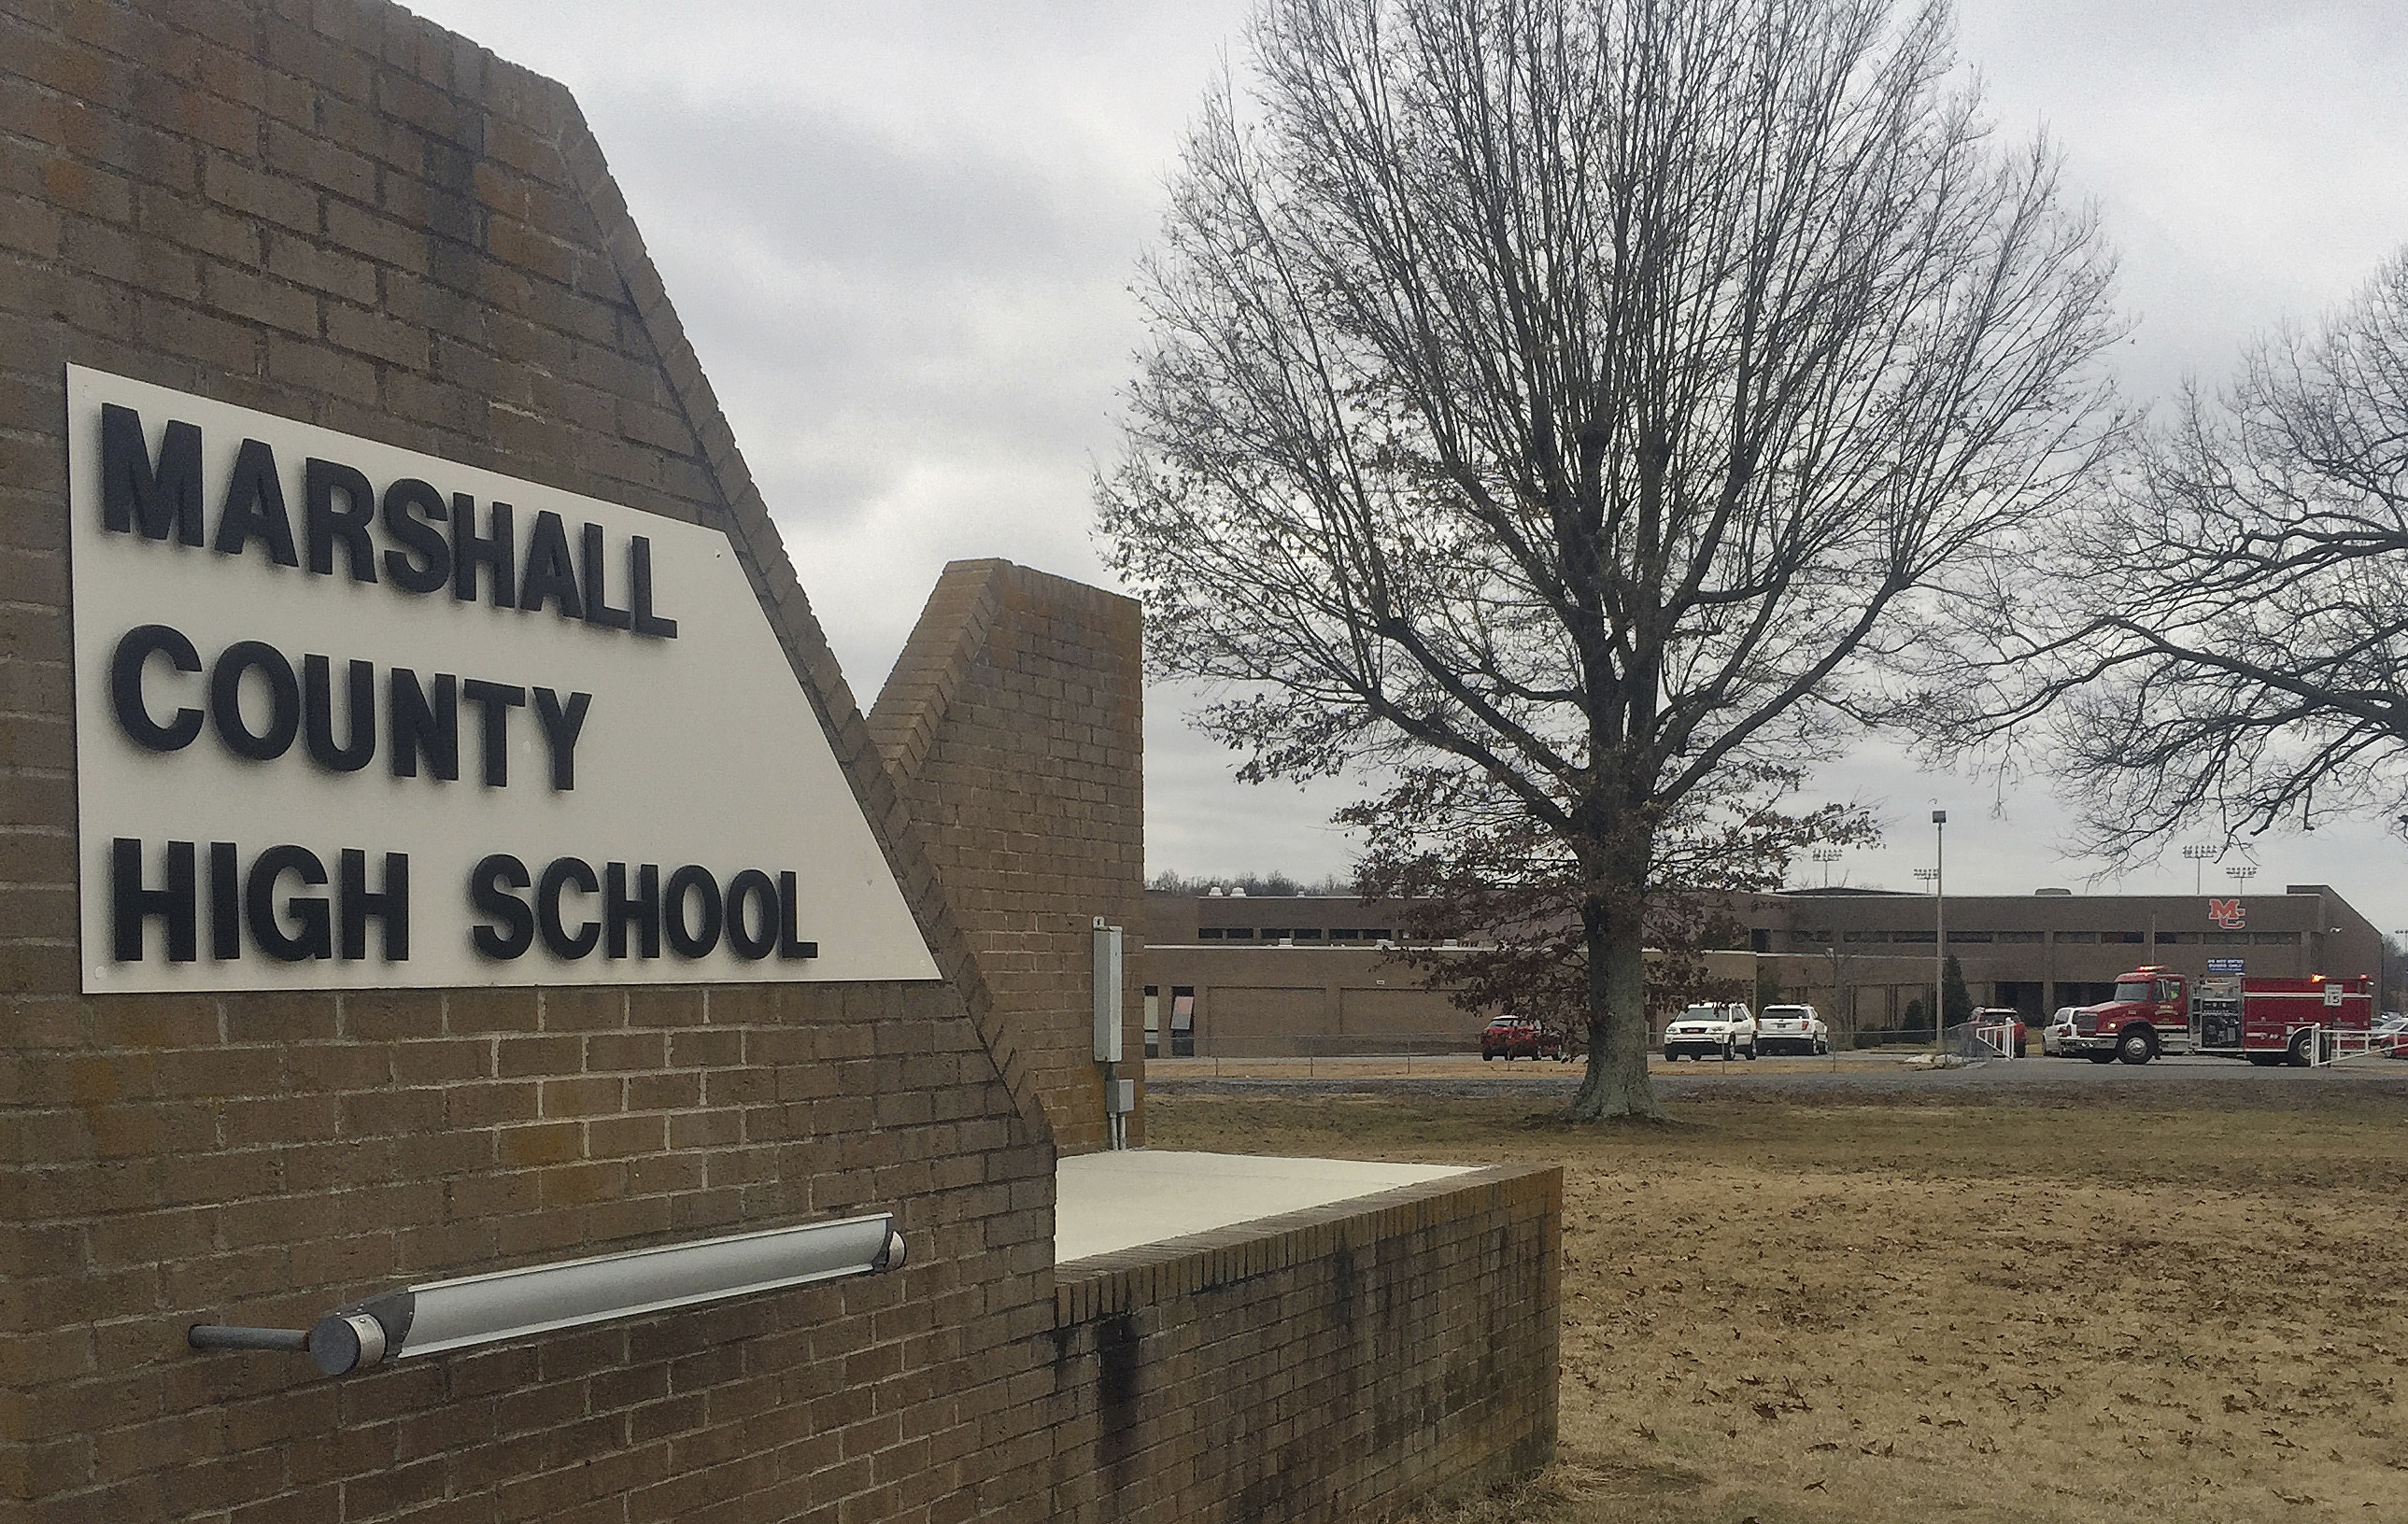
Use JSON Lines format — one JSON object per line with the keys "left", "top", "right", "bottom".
{"left": 1143, "top": 1085, "right": 2408, "bottom": 1524}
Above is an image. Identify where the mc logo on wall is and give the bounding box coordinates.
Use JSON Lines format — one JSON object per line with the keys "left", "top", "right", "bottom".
{"left": 2207, "top": 898, "right": 2245, "bottom": 930}
{"left": 67, "top": 366, "right": 939, "bottom": 993}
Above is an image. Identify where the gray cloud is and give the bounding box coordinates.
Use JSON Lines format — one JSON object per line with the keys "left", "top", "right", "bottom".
{"left": 414, "top": 0, "right": 2408, "bottom": 931}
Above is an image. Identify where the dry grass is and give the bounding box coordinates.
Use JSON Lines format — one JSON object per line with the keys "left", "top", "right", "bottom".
{"left": 1145, "top": 1089, "right": 2408, "bottom": 1524}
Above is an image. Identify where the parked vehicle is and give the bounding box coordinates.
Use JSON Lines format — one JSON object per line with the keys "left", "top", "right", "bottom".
{"left": 1664, "top": 1002, "right": 1756, "bottom": 1062}
{"left": 2060, "top": 967, "right": 2375, "bottom": 1066}
{"left": 2371, "top": 1011, "right": 2408, "bottom": 1058}
{"left": 2041, "top": 1006, "right": 2081, "bottom": 1057}
{"left": 1966, "top": 1007, "right": 2029, "bottom": 1057}
{"left": 1480, "top": 1017, "right": 1563, "bottom": 1061}
{"left": 1755, "top": 1004, "right": 1829, "bottom": 1056}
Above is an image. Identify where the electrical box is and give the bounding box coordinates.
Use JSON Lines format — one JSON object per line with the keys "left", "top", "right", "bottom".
{"left": 1092, "top": 919, "right": 1123, "bottom": 1063}
{"left": 1104, "top": 1079, "right": 1136, "bottom": 1115}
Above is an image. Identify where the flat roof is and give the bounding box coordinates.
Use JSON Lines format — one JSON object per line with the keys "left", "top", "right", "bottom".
{"left": 1055, "top": 1150, "right": 1471, "bottom": 1263}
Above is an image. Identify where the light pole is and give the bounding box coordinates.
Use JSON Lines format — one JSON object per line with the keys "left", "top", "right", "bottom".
{"left": 2181, "top": 843, "right": 2217, "bottom": 895}
{"left": 1912, "top": 864, "right": 1941, "bottom": 1037}
{"left": 1812, "top": 847, "right": 1843, "bottom": 888}
{"left": 1932, "top": 809, "right": 1948, "bottom": 1046}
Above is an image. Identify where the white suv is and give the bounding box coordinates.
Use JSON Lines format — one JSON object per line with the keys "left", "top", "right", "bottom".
{"left": 1755, "top": 1004, "right": 1830, "bottom": 1056}
{"left": 1664, "top": 1002, "right": 1756, "bottom": 1061}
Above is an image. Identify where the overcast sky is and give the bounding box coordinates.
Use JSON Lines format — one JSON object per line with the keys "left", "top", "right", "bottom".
{"left": 414, "top": 0, "right": 2408, "bottom": 942}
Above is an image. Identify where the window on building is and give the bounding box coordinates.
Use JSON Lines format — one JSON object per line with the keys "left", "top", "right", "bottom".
{"left": 1749, "top": 928, "right": 1771, "bottom": 952}
{"left": 2202, "top": 931, "right": 2247, "bottom": 944}
{"left": 1995, "top": 931, "right": 2044, "bottom": 943}
{"left": 2103, "top": 931, "right": 2145, "bottom": 943}
{"left": 1326, "top": 927, "right": 1361, "bottom": 941}
{"left": 1198, "top": 928, "right": 1224, "bottom": 939}
{"left": 1846, "top": 930, "right": 1886, "bottom": 943}
{"left": 1259, "top": 927, "right": 1291, "bottom": 939}
{"left": 2156, "top": 931, "right": 2197, "bottom": 944}
{"left": 1951, "top": 931, "right": 1994, "bottom": 943}
{"left": 1293, "top": 928, "right": 1324, "bottom": 940}
{"left": 1363, "top": 928, "right": 1394, "bottom": 940}
{"left": 2055, "top": 931, "right": 2096, "bottom": 943}
{"left": 1169, "top": 987, "right": 1196, "bottom": 1057}
{"left": 1893, "top": 930, "right": 1936, "bottom": 943}
{"left": 1144, "top": 986, "right": 1160, "bottom": 1059}
{"left": 2251, "top": 932, "right": 2298, "bottom": 945}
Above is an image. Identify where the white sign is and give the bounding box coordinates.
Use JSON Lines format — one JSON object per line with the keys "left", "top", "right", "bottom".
{"left": 67, "top": 366, "right": 941, "bottom": 992}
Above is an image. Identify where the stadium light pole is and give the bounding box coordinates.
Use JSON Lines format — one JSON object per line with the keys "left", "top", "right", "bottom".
{"left": 1811, "top": 847, "right": 1843, "bottom": 888}
{"left": 2181, "top": 843, "right": 2217, "bottom": 896}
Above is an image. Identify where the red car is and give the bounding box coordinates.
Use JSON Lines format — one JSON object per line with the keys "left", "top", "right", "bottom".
{"left": 1480, "top": 1018, "right": 1564, "bottom": 1061}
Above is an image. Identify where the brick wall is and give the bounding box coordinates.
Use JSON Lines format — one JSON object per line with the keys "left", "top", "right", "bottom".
{"left": 1047, "top": 1165, "right": 1561, "bottom": 1521}
{"left": 0, "top": 3, "right": 1058, "bottom": 1519}
{"left": 871, "top": 559, "right": 1147, "bottom": 1155}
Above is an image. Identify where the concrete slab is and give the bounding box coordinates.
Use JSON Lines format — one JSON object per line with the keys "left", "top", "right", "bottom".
{"left": 1055, "top": 1150, "right": 1471, "bottom": 1263}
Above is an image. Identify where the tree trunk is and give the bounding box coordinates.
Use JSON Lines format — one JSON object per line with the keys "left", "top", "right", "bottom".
{"left": 1565, "top": 891, "right": 1664, "bottom": 1122}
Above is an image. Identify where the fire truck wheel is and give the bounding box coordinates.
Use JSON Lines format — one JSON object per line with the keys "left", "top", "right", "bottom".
{"left": 2086, "top": 1051, "right": 2118, "bottom": 1065}
{"left": 2117, "top": 1029, "right": 2157, "bottom": 1065}
{"left": 2288, "top": 1031, "right": 2316, "bottom": 1068}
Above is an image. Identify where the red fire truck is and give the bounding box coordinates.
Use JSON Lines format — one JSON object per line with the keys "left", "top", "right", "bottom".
{"left": 2061, "top": 966, "right": 2374, "bottom": 1066}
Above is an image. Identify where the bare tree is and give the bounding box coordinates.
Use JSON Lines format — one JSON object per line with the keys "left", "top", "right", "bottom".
{"left": 1099, "top": 0, "right": 2123, "bottom": 1120}
{"left": 1941, "top": 249, "right": 2408, "bottom": 864}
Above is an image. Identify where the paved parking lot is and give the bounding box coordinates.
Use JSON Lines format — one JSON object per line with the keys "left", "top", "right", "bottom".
{"left": 1144, "top": 1049, "right": 2408, "bottom": 1101}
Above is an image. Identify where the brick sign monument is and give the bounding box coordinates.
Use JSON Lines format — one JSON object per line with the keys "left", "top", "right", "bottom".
{"left": 0, "top": 2, "right": 1558, "bottom": 1519}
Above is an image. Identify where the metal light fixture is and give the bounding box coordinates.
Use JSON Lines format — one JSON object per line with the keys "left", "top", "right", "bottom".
{"left": 190, "top": 1213, "right": 903, "bottom": 1376}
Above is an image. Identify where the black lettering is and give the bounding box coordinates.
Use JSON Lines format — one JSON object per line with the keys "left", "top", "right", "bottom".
{"left": 208, "top": 841, "right": 239, "bottom": 959}
{"left": 628, "top": 536, "right": 678, "bottom": 639}
{"left": 724, "top": 869, "right": 777, "bottom": 960}
{"left": 380, "top": 479, "right": 450, "bottom": 594}
{"left": 213, "top": 438, "right": 300, "bottom": 567}
{"left": 777, "top": 871, "right": 817, "bottom": 960}
{"left": 303, "top": 655, "right": 376, "bottom": 772}
{"left": 604, "top": 863, "right": 660, "bottom": 960}
{"left": 663, "top": 865, "right": 721, "bottom": 958}
{"left": 531, "top": 687, "right": 590, "bottom": 791}
{"left": 209, "top": 641, "right": 301, "bottom": 762}
{"left": 469, "top": 854, "right": 534, "bottom": 960}
{"left": 111, "top": 838, "right": 196, "bottom": 962}
{"left": 451, "top": 495, "right": 516, "bottom": 608}
{"left": 109, "top": 624, "right": 203, "bottom": 752}
{"left": 580, "top": 523, "right": 631, "bottom": 630}
{"left": 101, "top": 403, "right": 204, "bottom": 545}
{"left": 536, "top": 856, "right": 600, "bottom": 959}
{"left": 305, "top": 458, "right": 378, "bottom": 582}
{"left": 339, "top": 849, "right": 409, "bottom": 961}
{"left": 517, "top": 510, "right": 582, "bottom": 620}
{"left": 389, "top": 669, "right": 459, "bottom": 782}
{"left": 246, "top": 844, "right": 331, "bottom": 962}
{"left": 460, "top": 679, "right": 526, "bottom": 787}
